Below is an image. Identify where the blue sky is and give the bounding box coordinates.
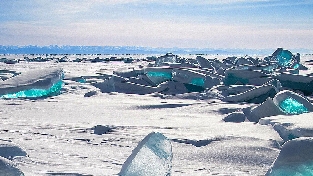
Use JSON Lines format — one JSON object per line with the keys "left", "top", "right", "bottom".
{"left": 0, "top": 0, "right": 312, "bottom": 50}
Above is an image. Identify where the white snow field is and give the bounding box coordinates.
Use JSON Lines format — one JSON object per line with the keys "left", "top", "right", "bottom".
{"left": 0, "top": 50, "right": 313, "bottom": 175}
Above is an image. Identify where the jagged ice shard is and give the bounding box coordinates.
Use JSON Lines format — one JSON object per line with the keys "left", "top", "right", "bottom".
{"left": 119, "top": 132, "right": 172, "bottom": 176}
{"left": 0, "top": 67, "right": 64, "bottom": 98}
{"left": 276, "top": 49, "right": 293, "bottom": 67}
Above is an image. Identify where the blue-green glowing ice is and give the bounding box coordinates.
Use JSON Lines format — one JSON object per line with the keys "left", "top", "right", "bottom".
{"left": 293, "top": 63, "right": 300, "bottom": 69}
{"left": 279, "top": 97, "right": 308, "bottom": 115}
{"left": 146, "top": 71, "right": 172, "bottom": 79}
{"left": 77, "top": 78, "right": 86, "bottom": 83}
{"left": 1, "top": 80, "right": 64, "bottom": 99}
{"left": 268, "top": 162, "right": 313, "bottom": 176}
{"left": 277, "top": 50, "right": 293, "bottom": 67}
{"left": 190, "top": 78, "right": 205, "bottom": 87}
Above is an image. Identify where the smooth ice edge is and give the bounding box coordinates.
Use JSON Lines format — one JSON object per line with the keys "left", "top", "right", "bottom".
{"left": 223, "top": 84, "right": 278, "bottom": 103}
{"left": 119, "top": 132, "right": 172, "bottom": 176}
{"left": 0, "top": 67, "right": 64, "bottom": 98}
{"left": 248, "top": 90, "right": 313, "bottom": 122}
{"left": 273, "top": 90, "right": 313, "bottom": 114}
{"left": 266, "top": 137, "right": 313, "bottom": 176}
{"left": 0, "top": 156, "right": 24, "bottom": 176}
{"left": 279, "top": 97, "right": 308, "bottom": 114}
{"left": 172, "top": 68, "right": 206, "bottom": 85}
{"left": 1, "top": 80, "right": 63, "bottom": 98}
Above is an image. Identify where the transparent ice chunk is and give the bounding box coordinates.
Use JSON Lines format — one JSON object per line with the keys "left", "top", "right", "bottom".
{"left": 155, "top": 53, "right": 177, "bottom": 67}
{"left": 119, "top": 132, "right": 172, "bottom": 176}
{"left": 266, "top": 138, "right": 313, "bottom": 176}
{"left": 268, "top": 162, "right": 313, "bottom": 176}
{"left": 279, "top": 97, "right": 308, "bottom": 115}
{"left": 276, "top": 50, "right": 293, "bottom": 67}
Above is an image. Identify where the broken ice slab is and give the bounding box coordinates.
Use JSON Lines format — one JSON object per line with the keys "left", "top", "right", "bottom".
{"left": 144, "top": 68, "right": 173, "bottom": 86}
{"left": 0, "top": 67, "right": 64, "bottom": 98}
{"left": 172, "top": 68, "right": 206, "bottom": 86}
{"left": 275, "top": 73, "right": 313, "bottom": 95}
{"left": 113, "top": 68, "right": 144, "bottom": 78}
{"left": 224, "top": 69, "right": 267, "bottom": 86}
{"left": 223, "top": 84, "right": 278, "bottom": 104}
{"left": 119, "top": 132, "right": 172, "bottom": 176}
{"left": 273, "top": 90, "right": 313, "bottom": 115}
{"left": 266, "top": 137, "right": 313, "bottom": 176}
{"left": 248, "top": 90, "right": 313, "bottom": 122}
{"left": 1, "top": 80, "right": 63, "bottom": 98}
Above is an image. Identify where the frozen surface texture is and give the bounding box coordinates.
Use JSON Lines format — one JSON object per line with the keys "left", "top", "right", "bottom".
{"left": 119, "top": 132, "right": 172, "bottom": 176}
{"left": 259, "top": 112, "right": 313, "bottom": 141}
{"left": 0, "top": 51, "right": 312, "bottom": 175}
{"left": 266, "top": 137, "right": 313, "bottom": 176}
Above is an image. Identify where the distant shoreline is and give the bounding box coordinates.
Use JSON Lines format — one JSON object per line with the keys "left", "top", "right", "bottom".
{"left": 1, "top": 45, "right": 311, "bottom": 55}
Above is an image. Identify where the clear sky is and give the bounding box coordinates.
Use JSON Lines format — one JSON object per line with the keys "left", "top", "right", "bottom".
{"left": 0, "top": 0, "right": 312, "bottom": 50}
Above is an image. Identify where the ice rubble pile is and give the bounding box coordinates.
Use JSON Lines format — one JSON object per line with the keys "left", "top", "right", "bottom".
{"left": 119, "top": 132, "right": 172, "bottom": 176}
{"left": 90, "top": 48, "right": 311, "bottom": 100}
{"left": 0, "top": 67, "right": 64, "bottom": 98}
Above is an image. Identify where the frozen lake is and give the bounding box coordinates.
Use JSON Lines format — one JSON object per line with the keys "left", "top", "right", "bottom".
{"left": 0, "top": 52, "right": 313, "bottom": 175}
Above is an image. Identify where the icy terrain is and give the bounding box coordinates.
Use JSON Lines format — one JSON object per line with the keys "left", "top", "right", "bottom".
{"left": 0, "top": 50, "right": 313, "bottom": 175}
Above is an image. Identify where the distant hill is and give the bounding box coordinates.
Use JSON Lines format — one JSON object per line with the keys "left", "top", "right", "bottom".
{"left": 0, "top": 45, "right": 309, "bottom": 55}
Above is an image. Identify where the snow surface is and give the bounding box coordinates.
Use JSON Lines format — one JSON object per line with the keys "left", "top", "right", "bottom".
{"left": 0, "top": 52, "right": 312, "bottom": 175}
